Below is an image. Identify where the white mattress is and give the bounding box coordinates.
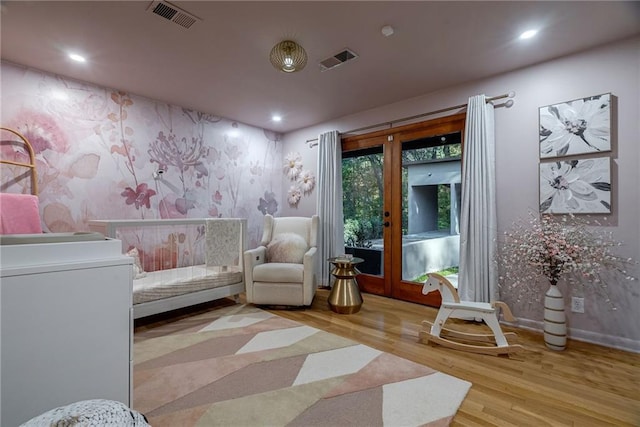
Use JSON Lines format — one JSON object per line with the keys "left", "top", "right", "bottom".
{"left": 133, "top": 265, "right": 243, "bottom": 305}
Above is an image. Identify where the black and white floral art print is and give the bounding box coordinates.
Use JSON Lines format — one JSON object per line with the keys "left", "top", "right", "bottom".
{"left": 539, "top": 156, "right": 611, "bottom": 214}
{"left": 539, "top": 93, "right": 611, "bottom": 159}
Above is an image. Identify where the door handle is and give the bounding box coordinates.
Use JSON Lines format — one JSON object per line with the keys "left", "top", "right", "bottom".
{"left": 384, "top": 221, "right": 390, "bottom": 227}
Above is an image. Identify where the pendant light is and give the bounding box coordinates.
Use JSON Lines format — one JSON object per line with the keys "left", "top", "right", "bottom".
{"left": 270, "top": 40, "right": 307, "bottom": 73}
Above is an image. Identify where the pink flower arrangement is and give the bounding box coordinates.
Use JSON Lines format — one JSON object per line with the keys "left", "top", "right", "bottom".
{"left": 498, "top": 212, "right": 635, "bottom": 307}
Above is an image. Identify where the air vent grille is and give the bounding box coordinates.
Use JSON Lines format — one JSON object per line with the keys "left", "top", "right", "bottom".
{"left": 153, "top": 3, "right": 177, "bottom": 20}
{"left": 147, "top": 1, "right": 200, "bottom": 29}
{"left": 319, "top": 48, "right": 358, "bottom": 71}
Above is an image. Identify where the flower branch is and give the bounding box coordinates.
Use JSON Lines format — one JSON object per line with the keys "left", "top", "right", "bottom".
{"left": 497, "top": 212, "right": 636, "bottom": 309}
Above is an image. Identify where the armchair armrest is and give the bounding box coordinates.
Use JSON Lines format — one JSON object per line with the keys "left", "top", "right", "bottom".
{"left": 244, "top": 246, "right": 266, "bottom": 304}
{"left": 302, "top": 246, "right": 318, "bottom": 305}
{"left": 303, "top": 246, "right": 317, "bottom": 266}
{"left": 244, "top": 246, "right": 266, "bottom": 272}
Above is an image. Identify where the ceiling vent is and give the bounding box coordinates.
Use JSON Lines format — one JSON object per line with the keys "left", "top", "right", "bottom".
{"left": 147, "top": 1, "right": 201, "bottom": 29}
{"left": 319, "top": 48, "right": 358, "bottom": 71}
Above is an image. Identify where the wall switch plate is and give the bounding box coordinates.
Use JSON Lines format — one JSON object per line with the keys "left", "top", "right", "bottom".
{"left": 571, "top": 297, "right": 585, "bottom": 313}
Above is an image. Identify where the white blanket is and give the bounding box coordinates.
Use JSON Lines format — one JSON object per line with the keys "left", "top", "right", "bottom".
{"left": 205, "top": 218, "right": 241, "bottom": 267}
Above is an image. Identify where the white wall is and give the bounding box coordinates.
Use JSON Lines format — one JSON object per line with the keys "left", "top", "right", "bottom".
{"left": 281, "top": 36, "right": 640, "bottom": 351}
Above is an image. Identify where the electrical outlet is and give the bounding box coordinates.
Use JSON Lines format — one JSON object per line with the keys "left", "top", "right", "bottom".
{"left": 571, "top": 297, "right": 585, "bottom": 313}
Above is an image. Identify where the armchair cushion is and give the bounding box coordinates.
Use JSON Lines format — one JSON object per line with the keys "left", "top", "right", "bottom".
{"left": 253, "top": 263, "right": 304, "bottom": 283}
{"left": 266, "top": 232, "right": 308, "bottom": 263}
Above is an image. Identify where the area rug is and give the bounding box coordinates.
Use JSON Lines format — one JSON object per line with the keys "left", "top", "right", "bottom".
{"left": 134, "top": 304, "right": 471, "bottom": 426}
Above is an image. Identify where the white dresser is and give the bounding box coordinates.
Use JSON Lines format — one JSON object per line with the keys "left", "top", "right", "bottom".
{"left": 0, "top": 233, "right": 132, "bottom": 427}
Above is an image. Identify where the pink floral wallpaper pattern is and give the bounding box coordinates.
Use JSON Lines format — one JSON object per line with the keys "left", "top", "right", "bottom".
{"left": 1, "top": 62, "right": 282, "bottom": 247}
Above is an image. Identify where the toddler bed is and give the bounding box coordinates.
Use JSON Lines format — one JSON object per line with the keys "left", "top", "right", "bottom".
{"left": 89, "top": 218, "right": 246, "bottom": 318}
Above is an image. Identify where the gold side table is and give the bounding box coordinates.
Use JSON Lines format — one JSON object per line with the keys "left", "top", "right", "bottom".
{"left": 327, "top": 257, "right": 364, "bottom": 314}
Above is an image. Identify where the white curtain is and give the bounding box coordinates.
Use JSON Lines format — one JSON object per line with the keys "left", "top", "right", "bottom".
{"left": 316, "top": 130, "right": 345, "bottom": 287}
{"left": 458, "top": 95, "right": 497, "bottom": 303}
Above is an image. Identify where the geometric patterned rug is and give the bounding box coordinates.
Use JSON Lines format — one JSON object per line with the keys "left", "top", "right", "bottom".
{"left": 134, "top": 304, "right": 471, "bottom": 426}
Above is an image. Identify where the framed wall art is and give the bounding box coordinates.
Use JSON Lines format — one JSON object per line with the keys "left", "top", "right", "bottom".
{"left": 539, "top": 93, "right": 611, "bottom": 159}
{"left": 539, "top": 156, "right": 611, "bottom": 214}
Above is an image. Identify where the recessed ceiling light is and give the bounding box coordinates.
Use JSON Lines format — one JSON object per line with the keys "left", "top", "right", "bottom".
{"left": 68, "top": 53, "right": 86, "bottom": 62}
{"left": 519, "top": 29, "right": 538, "bottom": 40}
{"left": 52, "top": 90, "right": 69, "bottom": 101}
{"left": 272, "top": 115, "right": 282, "bottom": 122}
{"left": 227, "top": 122, "right": 240, "bottom": 137}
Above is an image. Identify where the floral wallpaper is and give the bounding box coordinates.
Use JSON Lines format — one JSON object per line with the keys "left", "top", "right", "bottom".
{"left": 1, "top": 62, "right": 282, "bottom": 247}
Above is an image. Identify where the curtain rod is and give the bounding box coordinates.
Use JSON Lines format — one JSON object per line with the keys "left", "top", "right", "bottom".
{"left": 306, "top": 91, "right": 515, "bottom": 146}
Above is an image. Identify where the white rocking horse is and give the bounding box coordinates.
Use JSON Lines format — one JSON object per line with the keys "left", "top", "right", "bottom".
{"left": 419, "top": 273, "right": 523, "bottom": 355}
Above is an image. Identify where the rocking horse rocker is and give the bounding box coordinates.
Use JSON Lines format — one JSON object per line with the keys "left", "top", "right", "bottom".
{"left": 419, "top": 273, "right": 524, "bottom": 355}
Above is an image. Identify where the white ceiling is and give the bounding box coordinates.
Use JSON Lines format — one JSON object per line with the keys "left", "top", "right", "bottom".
{"left": 1, "top": 1, "right": 639, "bottom": 133}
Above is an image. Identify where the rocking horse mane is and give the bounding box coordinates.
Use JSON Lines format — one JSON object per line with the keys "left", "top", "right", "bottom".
{"left": 421, "top": 272, "right": 460, "bottom": 303}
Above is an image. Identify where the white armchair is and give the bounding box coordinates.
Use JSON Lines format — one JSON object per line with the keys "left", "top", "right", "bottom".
{"left": 244, "top": 214, "right": 319, "bottom": 306}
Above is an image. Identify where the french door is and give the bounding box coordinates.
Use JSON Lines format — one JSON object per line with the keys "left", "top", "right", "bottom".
{"left": 342, "top": 113, "right": 466, "bottom": 307}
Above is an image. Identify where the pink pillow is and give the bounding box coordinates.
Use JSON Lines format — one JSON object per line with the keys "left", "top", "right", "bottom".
{"left": 0, "top": 193, "right": 43, "bottom": 234}
{"left": 126, "top": 247, "right": 147, "bottom": 279}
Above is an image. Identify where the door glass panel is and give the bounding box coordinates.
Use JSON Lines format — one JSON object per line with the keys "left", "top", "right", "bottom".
{"left": 342, "top": 147, "right": 384, "bottom": 277}
{"left": 401, "top": 132, "right": 462, "bottom": 286}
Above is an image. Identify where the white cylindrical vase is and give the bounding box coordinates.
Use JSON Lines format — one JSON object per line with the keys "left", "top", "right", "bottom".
{"left": 544, "top": 283, "right": 567, "bottom": 350}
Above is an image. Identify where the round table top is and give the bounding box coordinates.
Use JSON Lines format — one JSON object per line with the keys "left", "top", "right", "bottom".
{"left": 327, "top": 256, "right": 364, "bottom": 265}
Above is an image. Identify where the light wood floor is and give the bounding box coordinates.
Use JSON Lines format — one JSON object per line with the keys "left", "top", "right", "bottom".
{"left": 265, "top": 289, "right": 640, "bottom": 427}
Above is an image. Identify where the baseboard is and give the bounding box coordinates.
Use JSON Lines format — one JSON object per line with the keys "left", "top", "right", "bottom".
{"left": 504, "top": 318, "right": 640, "bottom": 353}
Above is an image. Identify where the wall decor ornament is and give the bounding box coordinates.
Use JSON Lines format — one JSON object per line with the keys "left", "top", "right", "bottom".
{"left": 283, "top": 152, "right": 303, "bottom": 180}
{"left": 539, "top": 156, "right": 611, "bottom": 214}
{"left": 297, "top": 170, "right": 316, "bottom": 195}
{"left": 539, "top": 93, "right": 611, "bottom": 159}
{"left": 283, "top": 151, "right": 315, "bottom": 207}
{"left": 287, "top": 185, "right": 302, "bottom": 206}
